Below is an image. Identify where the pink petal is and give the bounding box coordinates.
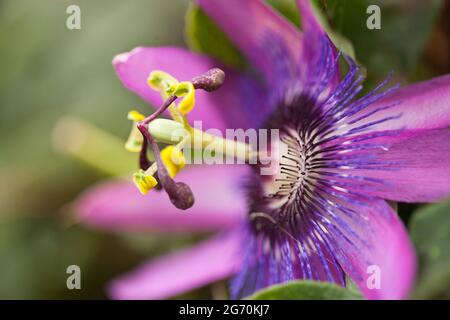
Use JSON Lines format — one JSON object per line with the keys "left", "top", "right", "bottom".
{"left": 345, "top": 128, "right": 450, "bottom": 202}
{"left": 197, "top": 0, "right": 302, "bottom": 84}
{"left": 113, "top": 47, "right": 265, "bottom": 130}
{"left": 334, "top": 200, "right": 416, "bottom": 299}
{"left": 74, "top": 165, "right": 248, "bottom": 232}
{"left": 108, "top": 229, "right": 242, "bottom": 299}
{"left": 353, "top": 74, "right": 450, "bottom": 132}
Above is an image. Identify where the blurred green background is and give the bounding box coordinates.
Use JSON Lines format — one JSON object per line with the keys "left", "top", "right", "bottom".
{"left": 0, "top": 0, "right": 449, "bottom": 299}
{"left": 0, "top": 0, "right": 191, "bottom": 299}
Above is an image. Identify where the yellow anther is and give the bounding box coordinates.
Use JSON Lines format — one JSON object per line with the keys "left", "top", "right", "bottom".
{"left": 148, "top": 70, "right": 196, "bottom": 115}
{"left": 173, "top": 82, "right": 196, "bottom": 115}
{"left": 161, "top": 145, "right": 185, "bottom": 178}
{"left": 148, "top": 70, "right": 179, "bottom": 98}
{"left": 127, "top": 110, "right": 145, "bottom": 121}
{"left": 125, "top": 110, "right": 145, "bottom": 152}
{"left": 133, "top": 170, "right": 158, "bottom": 195}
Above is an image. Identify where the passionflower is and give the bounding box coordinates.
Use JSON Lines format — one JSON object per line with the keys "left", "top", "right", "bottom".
{"left": 75, "top": 0, "right": 450, "bottom": 300}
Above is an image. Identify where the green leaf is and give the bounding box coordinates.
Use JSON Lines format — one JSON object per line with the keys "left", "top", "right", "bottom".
{"left": 266, "top": 0, "right": 300, "bottom": 26}
{"left": 310, "top": 1, "right": 356, "bottom": 60}
{"left": 319, "top": 0, "right": 443, "bottom": 77}
{"left": 184, "top": 1, "right": 356, "bottom": 68}
{"left": 265, "top": 0, "right": 357, "bottom": 59}
{"left": 185, "top": 4, "right": 246, "bottom": 69}
{"left": 410, "top": 199, "right": 450, "bottom": 299}
{"left": 246, "top": 280, "right": 363, "bottom": 300}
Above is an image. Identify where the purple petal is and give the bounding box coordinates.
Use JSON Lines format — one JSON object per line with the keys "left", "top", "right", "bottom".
{"left": 231, "top": 199, "right": 415, "bottom": 299}
{"left": 333, "top": 200, "right": 416, "bottom": 300}
{"left": 351, "top": 74, "right": 450, "bottom": 132}
{"left": 108, "top": 229, "right": 242, "bottom": 299}
{"left": 74, "top": 165, "right": 248, "bottom": 232}
{"left": 296, "top": 0, "right": 340, "bottom": 90}
{"left": 197, "top": 0, "right": 302, "bottom": 85}
{"left": 345, "top": 128, "right": 450, "bottom": 202}
{"left": 113, "top": 47, "right": 266, "bottom": 130}
{"left": 230, "top": 221, "right": 347, "bottom": 299}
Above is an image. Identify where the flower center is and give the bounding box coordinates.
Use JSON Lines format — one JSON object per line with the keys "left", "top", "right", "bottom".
{"left": 260, "top": 123, "right": 323, "bottom": 222}
{"left": 247, "top": 90, "right": 338, "bottom": 227}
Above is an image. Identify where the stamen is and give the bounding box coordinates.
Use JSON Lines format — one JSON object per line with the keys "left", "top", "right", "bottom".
{"left": 160, "top": 146, "right": 185, "bottom": 178}
{"left": 125, "top": 68, "right": 227, "bottom": 210}
{"left": 136, "top": 94, "right": 178, "bottom": 170}
{"left": 133, "top": 169, "right": 158, "bottom": 195}
{"left": 133, "top": 95, "right": 195, "bottom": 209}
{"left": 170, "top": 82, "right": 196, "bottom": 115}
{"left": 147, "top": 71, "right": 178, "bottom": 98}
{"left": 125, "top": 110, "right": 146, "bottom": 152}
